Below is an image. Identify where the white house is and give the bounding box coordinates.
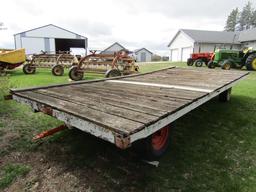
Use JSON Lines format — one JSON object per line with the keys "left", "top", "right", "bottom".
{"left": 14, "top": 24, "right": 88, "bottom": 55}
{"left": 168, "top": 29, "right": 242, "bottom": 62}
{"left": 134, "top": 48, "right": 153, "bottom": 62}
{"left": 238, "top": 28, "right": 256, "bottom": 48}
{"left": 100, "top": 42, "right": 126, "bottom": 54}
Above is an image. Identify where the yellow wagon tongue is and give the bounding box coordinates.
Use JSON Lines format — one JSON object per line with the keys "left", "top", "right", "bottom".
{"left": 0, "top": 48, "right": 26, "bottom": 64}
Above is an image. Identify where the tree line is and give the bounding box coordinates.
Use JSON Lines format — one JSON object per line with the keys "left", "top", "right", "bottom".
{"left": 225, "top": 1, "right": 256, "bottom": 31}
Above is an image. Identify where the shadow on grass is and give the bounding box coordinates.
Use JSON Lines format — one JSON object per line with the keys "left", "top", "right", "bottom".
{"left": 31, "top": 94, "right": 256, "bottom": 191}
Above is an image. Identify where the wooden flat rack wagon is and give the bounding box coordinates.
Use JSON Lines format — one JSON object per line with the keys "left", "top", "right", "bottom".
{"left": 23, "top": 51, "right": 78, "bottom": 76}
{"left": 68, "top": 50, "right": 139, "bottom": 81}
{"left": 8, "top": 67, "right": 249, "bottom": 160}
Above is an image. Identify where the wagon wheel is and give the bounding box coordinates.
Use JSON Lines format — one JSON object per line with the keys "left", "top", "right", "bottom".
{"left": 52, "top": 64, "right": 64, "bottom": 76}
{"left": 219, "top": 88, "right": 232, "bottom": 102}
{"left": 194, "top": 59, "right": 204, "bottom": 67}
{"left": 23, "top": 64, "right": 36, "bottom": 74}
{"left": 68, "top": 66, "right": 84, "bottom": 81}
{"left": 134, "top": 125, "right": 171, "bottom": 160}
{"left": 105, "top": 69, "right": 122, "bottom": 78}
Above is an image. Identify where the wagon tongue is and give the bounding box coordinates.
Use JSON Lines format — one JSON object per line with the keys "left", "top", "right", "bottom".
{"left": 32, "top": 124, "right": 67, "bottom": 141}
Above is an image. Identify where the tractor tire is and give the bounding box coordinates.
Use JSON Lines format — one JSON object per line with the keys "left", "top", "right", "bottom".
{"left": 221, "top": 60, "right": 232, "bottom": 70}
{"left": 245, "top": 53, "right": 256, "bottom": 71}
{"left": 207, "top": 61, "right": 215, "bottom": 69}
{"left": 219, "top": 88, "right": 232, "bottom": 102}
{"left": 134, "top": 125, "right": 171, "bottom": 160}
{"left": 68, "top": 66, "right": 84, "bottom": 81}
{"left": 194, "top": 59, "right": 204, "bottom": 67}
{"left": 105, "top": 69, "right": 122, "bottom": 78}
{"left": 187, "top": 58, "right": 194, "bottom": 66}
{"left": 52, "top": 64, "right": 64, "bottom": 76}
{"left": 23, "top": 64, "right": 36, "bottom": 74}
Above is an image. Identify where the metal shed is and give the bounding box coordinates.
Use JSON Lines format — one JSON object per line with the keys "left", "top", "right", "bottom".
{"left": 14, "top": 24, "right": 88, "bottom": 55}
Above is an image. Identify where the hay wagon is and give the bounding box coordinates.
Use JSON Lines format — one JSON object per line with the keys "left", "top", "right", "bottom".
{"left": 23, "top": 51, "right": 78, "bottom": 76}
{"left": 7, "top": 67, "right": 249, "bottom": 160}
{"left": 68, "top": 50, "right": 139, "bottom": 81}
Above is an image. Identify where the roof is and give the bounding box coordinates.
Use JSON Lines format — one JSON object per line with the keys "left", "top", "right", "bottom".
{"left": 134, "top": 48, "right": 153, "bottom": 54}
{"left": 101, "top": 42, "right": 126, "bottom": 53}
{"left": 168, "top": 29, "right": 240, "bottom": 47}
{"left": 239, "top": 28, "right": 256, "bottom": 42}
{"left": 14, "top": 24, "right": 87, "bottom": 39}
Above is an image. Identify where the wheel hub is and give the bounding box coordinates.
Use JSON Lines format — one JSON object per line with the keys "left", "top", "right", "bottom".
{"left": 152, "top": 126, "right": 169, "bottom": 150}
{"left": 252, "top": 58, "right": 256, "bottom": 70}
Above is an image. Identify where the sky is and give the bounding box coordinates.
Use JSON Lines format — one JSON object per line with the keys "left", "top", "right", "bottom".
{"left": 0, "top": 0, "right": 254, "bottom": 56}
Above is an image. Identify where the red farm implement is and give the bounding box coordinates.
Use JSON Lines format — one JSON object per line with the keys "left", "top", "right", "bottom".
{"left": 187, "top": 52, "right": 214, "bottom": 67}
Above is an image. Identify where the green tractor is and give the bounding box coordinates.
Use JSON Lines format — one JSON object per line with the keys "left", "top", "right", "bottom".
{"left": 208, "top": 48, "right": 256, "bottom": 71}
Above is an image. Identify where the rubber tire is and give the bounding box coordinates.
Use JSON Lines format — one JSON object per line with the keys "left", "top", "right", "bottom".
{"left": 219, "top": 88, "right": 232, "bottom": 102}
{"left": 187, "top": 58, "right": 194, "bottom": 66}
{"left": 52, "top": 65, "right": 64, "bottom": 76}
{"left": 68, "top": 66, "right": 84, "bottom": 81}
{"left": 245, "top": 53, "right": 256, "bottom": 71}
{"left": 194, "top": 59, "right": 204, "bottom": 67}
{"left": 133, "top": 125, "right": 171, "bottom": 160}
{"left": 221, "top": 60, "right": 232, "bottom": 70}
{"left": 23, "top": 64, "right": 36, "bottom": 74}
{"left": 105, "top": 69, "right": 122, "bottom": 78}
{"left": 207, "top": 61, "right": 215, "bottom": 69}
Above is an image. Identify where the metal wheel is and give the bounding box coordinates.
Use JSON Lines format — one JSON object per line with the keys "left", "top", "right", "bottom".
{"left": 219, "top": 88, "right": 232, "bottom": 102}
{"left": 245, "top": 53, "right": 256, "bottom": 71}
{"left": 52, "top": 64, "right": 64, "bottom": 76}
{"left": 187, "top": 58, "right": 194, "bottom": 66}
{"left": 207, "top": 61, "right": 215, "bottom": 69}
{"left": 23, "top": 64, "right": 36, "bottom": 74}
{"left": 68, "top": 66, "right": 84, "bottom": 81}
{"left": 105, "top": 69, "right": 122, "bottom": 78}
{"left": 194, "top": 59, "right": 204, "bottom": 67}
{"left": 134, "top": 125, "right": 171, "bottom": 160}
{"left": 221, "top": 60, "right": 232, "bottom": 70}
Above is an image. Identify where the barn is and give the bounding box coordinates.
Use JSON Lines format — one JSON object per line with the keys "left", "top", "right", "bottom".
{"left": 168, "top": 29, "right": 241, "bottom": 62}
{"left": 14, "top": 24, "right": 88, "bottom": 55}
{"left": 100, "top": 42, "right": 126, "bottom": 54}
{"left": 134, "top": 48, "right": 153, "bottom": 62}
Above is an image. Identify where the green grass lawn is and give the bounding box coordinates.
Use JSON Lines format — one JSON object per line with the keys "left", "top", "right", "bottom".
{"left": 0, "top": 62, "right": 256, "bottom": 191}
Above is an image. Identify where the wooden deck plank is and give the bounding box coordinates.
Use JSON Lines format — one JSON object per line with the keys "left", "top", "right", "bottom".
{"left": 34, "top": 89, "right": 159, "bottom": 124}
{"left": 15, "top": 91, "right": 144, "bottom": 134}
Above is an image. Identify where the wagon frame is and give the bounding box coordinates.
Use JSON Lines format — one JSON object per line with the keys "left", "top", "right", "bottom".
{"left": 8, "top": 67, "right": 249, "bottom": 159}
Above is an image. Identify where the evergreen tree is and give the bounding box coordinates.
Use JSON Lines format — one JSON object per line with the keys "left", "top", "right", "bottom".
{"left": 238, "top": 1, "right": 253, "bottom": 31}
{"left": 251, "top": 10, "right": 256, "bottom": 28}
{"left": 225, "top": 8, "right": 239, "bottom": 31}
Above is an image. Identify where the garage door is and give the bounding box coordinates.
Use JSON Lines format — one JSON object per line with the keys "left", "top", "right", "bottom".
{"left": 171, "top": 49, "right": 179, "bottom": 61}
{"left": 181, "top": 47, "right": 192, "bottom": 62}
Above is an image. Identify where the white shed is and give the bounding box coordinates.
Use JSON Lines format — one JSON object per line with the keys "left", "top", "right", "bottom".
{"left": 100, "top": 42, "right": 126, "bottom": 54}
{"left": 14, "top": 24, "right": 88, "bottom": 55}
{"left": 168, "top": 29, "right": 241, "bottom": 62}
{"left": 134, "top": 48, "right": 153, "bottom": 62}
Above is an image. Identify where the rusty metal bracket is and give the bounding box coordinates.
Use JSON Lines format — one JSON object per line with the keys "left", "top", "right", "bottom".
{"left": 115, "top": 135, "right": 131, "bottom": 149}
{"left": 39, "top": 105, "right": 53, "bottom": 115}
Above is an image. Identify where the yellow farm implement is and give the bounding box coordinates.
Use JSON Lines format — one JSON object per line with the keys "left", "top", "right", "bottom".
{"left": 0, "top": 48, "right": 26, "bottom": 74}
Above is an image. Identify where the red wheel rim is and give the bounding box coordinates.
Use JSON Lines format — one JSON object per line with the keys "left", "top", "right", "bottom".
{"left": 152, "top": 126, "right": 169, "bottom": 150}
